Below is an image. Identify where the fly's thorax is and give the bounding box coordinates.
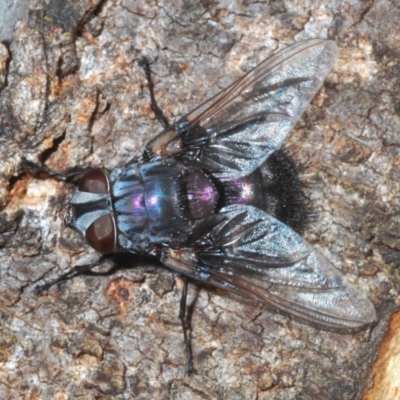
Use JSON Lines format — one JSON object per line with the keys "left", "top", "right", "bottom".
{"left": 109, "top": 159, "right": 222, "bottom": 251}
{"left": 111, "top": 160, "right": 196, "bottom": 248}
{"left": 110, "top": 163, "right": 148, "bottom": 250}
{"left": 64, "top": 168, "right": 117, "bottom": 254}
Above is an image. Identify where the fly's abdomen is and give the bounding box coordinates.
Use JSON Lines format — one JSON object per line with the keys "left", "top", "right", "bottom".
{"left": 222, "top": 168, "right": 265, "bottom": 210}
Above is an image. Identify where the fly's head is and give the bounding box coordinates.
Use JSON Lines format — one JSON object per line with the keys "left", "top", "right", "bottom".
{"left": 64, "top": 168, "right": 117, "bottom": 254}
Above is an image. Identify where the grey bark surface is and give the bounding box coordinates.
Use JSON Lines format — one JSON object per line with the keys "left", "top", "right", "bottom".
{"left": 0, "top": 0, "right": 399, "bottom": 399}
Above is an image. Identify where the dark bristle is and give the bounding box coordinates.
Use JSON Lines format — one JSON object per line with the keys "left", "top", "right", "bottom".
{"left": 260, "top": 149, "right": 310, "bottom": 235}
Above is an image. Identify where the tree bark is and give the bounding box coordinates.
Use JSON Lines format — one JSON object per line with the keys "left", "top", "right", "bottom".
{"left": 0, "top": 0, "right": 399, "bottom": 399}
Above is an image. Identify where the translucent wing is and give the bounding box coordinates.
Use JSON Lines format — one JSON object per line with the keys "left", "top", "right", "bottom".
{"left": 146, "top": 39, "right": 338, "bottom": 179}
{"left": 161, "top": 205, "right": 376, "bottom": 329}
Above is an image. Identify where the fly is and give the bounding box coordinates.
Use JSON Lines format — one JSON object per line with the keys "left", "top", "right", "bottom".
{"left": 23, "top": 39, "right": 376, "bottom": 373}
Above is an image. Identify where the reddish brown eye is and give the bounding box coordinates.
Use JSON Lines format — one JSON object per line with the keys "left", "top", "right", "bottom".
{"left": 79, "top": 168, "right": 109, "bottom": 194}
{"left": 85, "top": 214, "right": 116, "bottom": 254}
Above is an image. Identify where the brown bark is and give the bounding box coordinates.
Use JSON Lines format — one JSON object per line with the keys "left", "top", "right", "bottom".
{"left": 0, "top": 0, "right": 399, "bottom": 399}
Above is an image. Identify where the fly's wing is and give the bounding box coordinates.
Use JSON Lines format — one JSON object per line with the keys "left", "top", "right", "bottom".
{"left": 161, "top": 205, "right": 376, "bottom": 329}
{"left": 146, "top": 39, "right": 338, "bottom": 180}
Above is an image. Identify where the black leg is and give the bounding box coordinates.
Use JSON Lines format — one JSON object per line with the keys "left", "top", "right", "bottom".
{"left": 139, "top": 58, "right": 170, "bottom": 129}
{"left": 36, "top": 255, "right": 114, "bottom": 294}
{"left": 22, "top": 158, "right": 89, "bottom": 180}
{"left": 179, "top": 276, "right": 195, "bottom": 374}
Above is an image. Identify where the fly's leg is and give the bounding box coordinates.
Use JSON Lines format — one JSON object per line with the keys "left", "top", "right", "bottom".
{"left": 36, "top": 255, "right": 116, "bottom": 294}
{"left": 139, "top": 57, "right": 170, "bottom": 129}
{"left": 22, "top": 158, "right": 89, "bottom": 180}
{"left": 179, "top": 276, "right": 195, "bottom": 374}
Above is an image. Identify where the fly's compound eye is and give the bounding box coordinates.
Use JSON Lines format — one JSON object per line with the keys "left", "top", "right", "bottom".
{"left": 72, "top": 168, "right": 116, "bottom": 254}
{"left": 85, "top": 214, "right": 116, "bottom": 254}
{"left": 78, "top": 168, "right": 109, "bottom": 194}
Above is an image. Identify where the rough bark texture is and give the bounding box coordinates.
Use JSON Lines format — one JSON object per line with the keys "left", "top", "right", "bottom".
{"left": 0, "top": 1, "right": 399, "bottom": 399}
